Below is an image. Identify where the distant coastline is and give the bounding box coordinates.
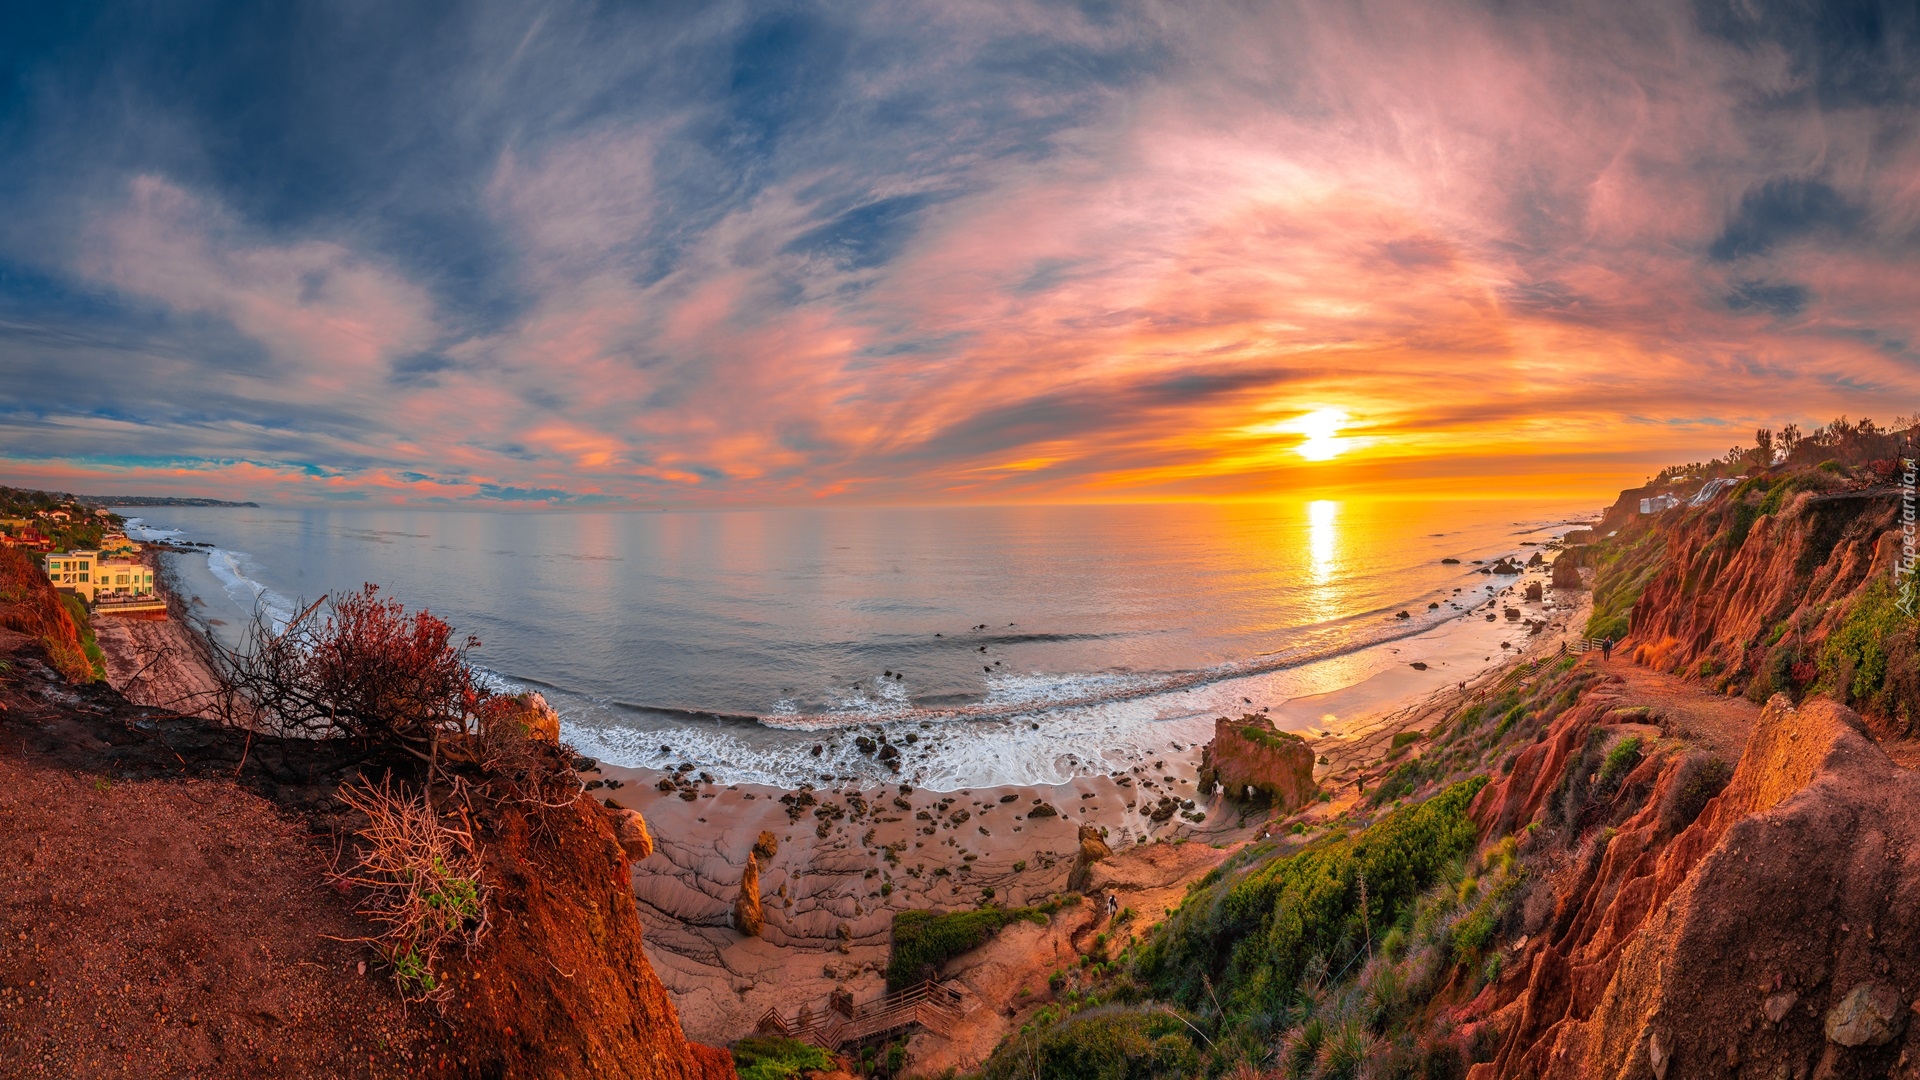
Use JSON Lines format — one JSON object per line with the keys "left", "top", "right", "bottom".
{"left": 86, "top": 496, "right": 260, "bottom": 507}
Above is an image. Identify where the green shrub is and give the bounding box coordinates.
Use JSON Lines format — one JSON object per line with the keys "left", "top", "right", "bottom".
{"left": 887, "top": 903, "right": 1054, "bottom": 988}
{"left": 979, "top": 1005, "right": 1195, "bottom": 1080}
{"left": 1136, "top": 777, "right": 1487, "bottom": 1021}
{"left": 1658, "top": 754, "right": 1732, "bottom": 834}
{"left": 1449, "top": 910, "right": 1495, "bottom": 961}
{"left": 731, "top": 1035, "right": 835, "bottom": 1080}
{"left": 1596, "top": 736, "right": 1643, "bottom": 791}
{"left": 1818, "top": 577, "right": 1916, "bottom": 717}
{"left": 58, "top": 592, "right": 105, "bottom": 681}
{"left": 1585, "top": 529, "right": 1668, "bottom": 640}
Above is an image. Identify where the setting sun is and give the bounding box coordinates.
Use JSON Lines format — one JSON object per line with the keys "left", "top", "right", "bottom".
{"left": 1295, "top": 408, "right": 1350, "bottom": 461}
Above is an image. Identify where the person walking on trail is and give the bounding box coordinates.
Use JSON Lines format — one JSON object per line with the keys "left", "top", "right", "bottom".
{"left": 1106, "top": 893, "right": 1119, "bottom": 920}
{"left": 1601, "top": 636, "right": 1614, "bottom": 661}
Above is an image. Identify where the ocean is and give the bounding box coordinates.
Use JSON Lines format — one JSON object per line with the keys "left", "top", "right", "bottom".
{"left": 121, "top": 499, "right": 1589, "bottom": 790}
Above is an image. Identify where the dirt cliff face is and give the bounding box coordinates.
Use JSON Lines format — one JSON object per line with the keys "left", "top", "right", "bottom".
{"left": 445, "top": 787, "right": 736, "bottom": 1080}
{"left": 1466, "top": 692, "right": 1920, "bottom": 1080}
{"left": 0, "top": 625, "right": 734, "bottom": 1080}
{"left": 1612, "top": 475, "right": 1915, "bottom": 735}
{"left": 1196, "top": 713, "right": 1319, "bottom": 811}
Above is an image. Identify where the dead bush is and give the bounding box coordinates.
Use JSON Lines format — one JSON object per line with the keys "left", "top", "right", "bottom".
{"left": 329, "top": 775, "right": 491, "bottom": 1002}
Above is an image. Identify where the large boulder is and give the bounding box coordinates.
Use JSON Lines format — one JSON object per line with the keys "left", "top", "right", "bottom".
{"left": 610, "top": 807, "right": 655, "bottom": 860}
{"left": 1551, "top": 554, "right": 1583, "bottom": 590}
{"left": 1196, "top": 714, "right": 1319, "bottom": 812}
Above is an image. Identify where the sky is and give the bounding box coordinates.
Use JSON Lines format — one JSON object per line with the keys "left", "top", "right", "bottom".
{"left": 0, "top": 0, "right": 1916, "bottom": 508}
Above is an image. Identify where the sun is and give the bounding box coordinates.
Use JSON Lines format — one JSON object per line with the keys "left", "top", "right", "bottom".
{"left": 1295, "top": 408, "right": 1350, "bottom": 461}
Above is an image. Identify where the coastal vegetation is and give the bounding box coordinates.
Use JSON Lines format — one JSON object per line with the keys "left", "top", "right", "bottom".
{"left": 889, "top": 897, "right": 1077, "bottom": 989}
{"left": 731, "top": 1035, "right": 836, "bottom": 1080}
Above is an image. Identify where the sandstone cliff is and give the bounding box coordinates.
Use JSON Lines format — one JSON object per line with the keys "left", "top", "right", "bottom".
{"left": 1567, "top": 458, "right": 1917, "bottom": 740}
{"left": 1467, "top": 692, "right": 1920, "bottom": 1079}
{"left": 1196, "top": 713, "right": 1319, "bottom": 811}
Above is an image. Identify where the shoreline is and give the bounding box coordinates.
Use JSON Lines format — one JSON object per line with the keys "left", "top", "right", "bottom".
{"left": 608, "top": 560, "right": 1591, "bottom": 1050}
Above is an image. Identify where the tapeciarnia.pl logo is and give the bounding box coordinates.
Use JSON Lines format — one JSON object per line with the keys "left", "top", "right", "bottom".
{"left": 1899, "top": 448, "right": 1916, "bottom": 617}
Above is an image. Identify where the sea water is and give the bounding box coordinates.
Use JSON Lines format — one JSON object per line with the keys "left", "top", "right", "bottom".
{"left": 121, "top": 500, "right": 1588, "bottom": 790}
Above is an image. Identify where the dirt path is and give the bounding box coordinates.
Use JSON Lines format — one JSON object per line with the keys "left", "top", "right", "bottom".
{"left": 1579, "top": 656, "right": 1762, "bottom": 762}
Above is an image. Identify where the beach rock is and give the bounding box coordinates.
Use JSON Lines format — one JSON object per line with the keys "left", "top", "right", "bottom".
{"left": 611, "top": 808, "right": 655, "bottom": 860}
{"left": 1824, "top": 983, "right": 1905, "bottom": 1047}
{"left": 1066, "top": 825, "right": 1113, "bottom": 893}
{"left": 1441, "top": 557, "right": 1461, "bottom": 564}
{"left": 1524, "top": 582, "right": 1544, "bottom": 601}
{"left": 734, "top": 853, "right": 764, "bottom": 938}
{"left": 1551, "top": 557, "right": 1582, "bottom": 590}
{"left": 1027, "top": 802, "right": 1059, "bottom": 818}
{"left": 1196, "top": 714, "right": 1318, "bottom": 812}
{"left": 1526, "top": 551, "right": 1545, "bottom": 567}
{"left": 752, "top": 831, "right": 779, "bottom": 860}
{"left": 1410, "top": 661, "right": 1428, "bottom": 670}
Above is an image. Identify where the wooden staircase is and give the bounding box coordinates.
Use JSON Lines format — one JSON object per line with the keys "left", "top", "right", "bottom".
{"left": 757, "top": 980, "right": 965, "bottom": 1050}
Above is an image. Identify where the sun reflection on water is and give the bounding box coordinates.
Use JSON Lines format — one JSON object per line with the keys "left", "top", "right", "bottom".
{"left": 1308, "top": 499, "right": 1338, "bottom": 584}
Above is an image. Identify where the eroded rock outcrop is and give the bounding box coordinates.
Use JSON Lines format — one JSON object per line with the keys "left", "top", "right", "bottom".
{"left": 610, "top": 805, "right": 655, "bottom": 860}
{"left": 735, "top": 852, "right": 764, "bottom": 938}
{"left": 1066, "top": 824, "right": 1113, "bottom": 893}
{"left": 1471, "top": 694, "right": 1920, "bottom": 1080}
{"left": 1197, "top": 714, "right": 1319, "bottom": 812}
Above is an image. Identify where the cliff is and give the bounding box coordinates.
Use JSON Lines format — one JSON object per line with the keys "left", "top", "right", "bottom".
{"left": 1466, "top": 690, "right": 1920, "bottom": 1079}
{"left": 0, "top": 620, "right": 733, "bottom": 1079}
{"left": 1601, "top": 464, "right": 1916, "bottom": 735}
{"left": 1196, "top": 712, "right": 1319, "bottom": 811}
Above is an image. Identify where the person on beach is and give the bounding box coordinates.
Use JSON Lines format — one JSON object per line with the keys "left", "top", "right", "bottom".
{"left": 1601, "top": 636, "right": 1614, "bottom": 661}
{"left": 1107, "top": 893, "right": 1119, "bottom": 920}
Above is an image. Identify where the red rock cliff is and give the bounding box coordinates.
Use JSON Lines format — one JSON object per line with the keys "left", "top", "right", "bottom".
{"left": 1469, "top": 692, "right": 1920, "bottom": 1080}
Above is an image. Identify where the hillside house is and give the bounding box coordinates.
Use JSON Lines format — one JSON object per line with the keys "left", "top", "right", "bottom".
{"left": 44, "top": 550, "right": 156, "bottom": 604}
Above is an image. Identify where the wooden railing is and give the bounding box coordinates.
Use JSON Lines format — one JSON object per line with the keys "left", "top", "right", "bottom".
{"left": 92, "top": 595, "right": 168, "bottom": 616}
{"left": 757, "top": 980, "right": 965, "bottom": 1049}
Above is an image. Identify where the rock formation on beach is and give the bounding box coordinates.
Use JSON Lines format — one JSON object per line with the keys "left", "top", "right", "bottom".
{"left": 1196, "top": 712, "right": 1319, "bottom": 811}
{"left": 1065, "top": 824, "right": 1113, "bottom": 893}
{"left": 734, "top": 852, "right": 764, "bottom": 938}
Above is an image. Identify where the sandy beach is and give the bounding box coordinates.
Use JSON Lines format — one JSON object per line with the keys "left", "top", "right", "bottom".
{"left": 91, "top": 598, "right": 224, "bottom": 719}
{"left": 606, "top": 557, "right": 1592, "bottom": 1053}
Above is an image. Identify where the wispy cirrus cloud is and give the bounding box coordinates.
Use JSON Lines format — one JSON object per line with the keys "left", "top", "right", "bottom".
{"left": 0, "top": 0, "right": 1915, "bottom": 505}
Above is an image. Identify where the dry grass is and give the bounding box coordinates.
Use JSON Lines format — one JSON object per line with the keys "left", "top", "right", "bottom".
{"left": 329, "top": 775, "right": 492, "bottom": 1003}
